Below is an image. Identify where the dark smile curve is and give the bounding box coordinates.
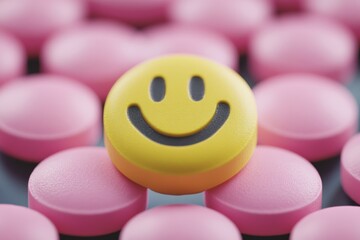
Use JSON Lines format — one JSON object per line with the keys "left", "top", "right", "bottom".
{"left": 127, "top": 102, "right": 230, "bottom": 146}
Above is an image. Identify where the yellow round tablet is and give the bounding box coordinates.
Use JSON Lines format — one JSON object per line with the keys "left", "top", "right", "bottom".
{"left": 104, "top": 55, "right": 257, "bottom": 194}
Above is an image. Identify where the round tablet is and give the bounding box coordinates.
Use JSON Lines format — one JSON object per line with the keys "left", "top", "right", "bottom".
{"left": 206, "top": 146, "right": 322, "bottom": 236}
{"left": 0, "top": 75, "right": 101, "bottom": 162}
{"left": 0, "top": 31, "right": 25, "bottom": 86}
{"left": 290, "top": 206, "right": 360, "bottom": 240}
{"left": 120, "top": 205, "right": 241, "bottom": 240}
{"left": 0, "top": 204, "right": 58, "bottom": 240}
{"left": 145, "top": 24, "right": 238, "bottom": 69}
{"left": 304, "top": 0, "right": 360, "bottom": 41}
{"left": 0, "top": 0, "right": 86, "bottom": 56}
{"left": 341, "top": 134, "right": 360, "bottom": 204}
{"left": 88, "top": 0, "right": 171, "bottom": 26}
{"left": 169, "top": 0, "right": 273, "bottom": 53}
{"left": 42, "top": 21, "right": 136, "bottom": 101}
{"left": 28, "top": 147, "right": 147, "bottom": 236}
{"left": 249, "top": 15, "right": 357, "bottom": 83}
{"left": 254, "top": 74, "right": 358, "bottom": 161}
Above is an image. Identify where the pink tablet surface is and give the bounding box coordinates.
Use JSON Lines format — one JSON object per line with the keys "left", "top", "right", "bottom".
{"left": 0, "top": 31, "right": 25, "bottom": 86}
{"left": 0, "top": 204, "right": 58, "bottom": 240}
{"left": 341, "top": 134, "right": 360, "bottom": 204}
{"left": 0, "top": 0, "right": 86, "bottom": 55}
{"left": 144, "top": 24, "right": 238, "bottom": 69}
{"left": 42, "top": 21, "right": 135, "bottom": 101}
{"left": 88, "top": 0, "right": 172, "bottom": 26}
{"left": 169, "top": 0, "right": 273, "bottom": 53}
{"left": 249, "top": 15, "right": 357, "bottom": 83}
{"left": 304, "top": 0, "right": 360, "bottom": 41}
{"left": 254, "top": 74, "right": 358, "bottom": 161}
{"left": 291, "top": 206, "right": 360, "bottom": 240}
{"left": 28, "top": 147, "right": 148, "bottom": 236}
{"left": 120, "top": 205, "right": 241, "bottom": 240}
{"left": 0, "top": 75, "right": 101, "bottom": 162}
{"left": 206, "top": 146, "right": 322, "bottom": 236}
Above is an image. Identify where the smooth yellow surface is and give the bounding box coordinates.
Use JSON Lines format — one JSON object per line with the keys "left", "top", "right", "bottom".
{"left": 104, "top": 55, "right": 257, "bottom": 194}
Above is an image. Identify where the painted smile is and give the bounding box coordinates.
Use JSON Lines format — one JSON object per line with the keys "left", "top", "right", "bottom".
{"left": 127, "top": 102, "right": 230, "bottom": 146}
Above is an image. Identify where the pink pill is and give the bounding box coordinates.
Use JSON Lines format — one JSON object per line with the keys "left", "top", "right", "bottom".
{"left": 0, "top": 204, "right": 58, "bottom": 240}
{"left": 42, "top": 21, "right": 135, "bottom": 101}
{"left": 341, "top": 134, "right": 360, "bottom": 204}
{"left": 169, "top": 0, "right": 273, "bottom": 53}
{"left": 0, "top": 75, "right": 101, "bottom": 162}
{"left": 29, "top": 147, "right": 147, "bottom": 236}
{"left": 88, "top": 0, "right": 172, "bottom": 26}
{"left": 206, "top": 146, "right": 322, "bottom": 236}
{"left": 290, "top": 206, "right": 360, "bottom": 240}
{"left": 254, "top": 74, "right": 358, "bottom": 161}
{"left": 120, "top": 205, "right": 241, "bottom": 240}
{"left": 0, "top": 31, "right": 25, "bottom": 86}
{"left": 249, "top": 15, "right": 357, "bottom": 83}
{"left": 0, "top": 0, "right": 86, "bottom": 56}
{"left": 145, "top": 24, "right": 238, "bottom": 69}
{"left": 304, "top": 0, "right": 360, "bottom": 41}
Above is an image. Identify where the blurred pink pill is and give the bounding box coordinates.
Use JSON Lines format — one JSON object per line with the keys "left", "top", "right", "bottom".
{"left": 249, "top": 15, "right": 357, "bottom": 83}
{"left": 0, "top": 204, "right": 58, "bottom": 240}
{"left": 88, "top": 0, "right": 172, "bottom": 26}
{"left": 120, "top": 205, "right": 241, "bottom": 240}
{"left": 0, "top": 31, "right": 25, "bottom": 86}
{"left": 169, "top": 0, "right": 273, "bottom": 53}
{"left": 291, "top": 206, "right": 360, "bottom": 240}
{"left": 206, "top": 146, "right": 322, "bottom": 236}
{"left": 341, "top": 134, "right": 360, "bottom": 204}
{"left": 0, "top": 75, "right": 101, "bottom": 162}
{"left": 254, "top": 74, "right": 358, "bottom": 161}
{"left": 29, "top": 147, "right": 147, "bottom": 236}
{"left": 145, "top": 24, "right": 238, "bottom": 69}
{"left": 304, "top": 0, "right": 360, "bottom": 41}
{"left": 0, "top": 0, "right": 86, "bottom": 56}
{"left": 42, "top": 21, "right": 135, "bottom": 101}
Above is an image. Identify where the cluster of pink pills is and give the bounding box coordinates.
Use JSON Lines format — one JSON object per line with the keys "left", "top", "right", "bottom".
{"left": 0, "top": 0, "right": 360, "bottom": 240}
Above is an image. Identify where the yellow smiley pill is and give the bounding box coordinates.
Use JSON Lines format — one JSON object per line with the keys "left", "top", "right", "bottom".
{"left": 104, "top": 55, "right": 257, "bottom": 195}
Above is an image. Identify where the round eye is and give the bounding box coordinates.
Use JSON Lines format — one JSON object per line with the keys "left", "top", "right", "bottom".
{"left": 189, "top": 76, "right": 204, "bottom": 101}
{"left": 150, "top": 76, "right": 165, "bottom": 102}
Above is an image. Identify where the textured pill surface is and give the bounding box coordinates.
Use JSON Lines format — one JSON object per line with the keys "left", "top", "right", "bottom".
{"left": 120, "top": 205, "right": 241, "bottom": 240}
{"left": 341, "top": 134, "right": 360, "bottom": 204}
{"left": 0, "top": 204, "right": 58, "bottom": 240}
{"left": 206, "top": 146, "right": 322, "bottom": 236}
{"left": 0, "top": 75, "right": 101, "bottom": 162}
{"left": 28, "top": 147, "right": 147, "bottom": 236}
{"left": 254, "top": 74, "right": 358, "bottom": 161}
{"left": 291, "top": 206, "right": 360, "bottom": 240}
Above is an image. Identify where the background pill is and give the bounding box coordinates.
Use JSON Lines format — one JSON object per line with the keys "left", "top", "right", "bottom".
{"left": 0, "top": 204, "right": 58, "bottom": 240}
{"left": 144, "top": 24, "right": 238, "bottom": 69}
{"left": 254, "top": 74, "right": 358, "bottom": 161}
{"left": 249, "top": 15, "right": 357, "bottom": 83}
{"left": 28, "top": 147, "right": 147, "bottom": 236}
{"left": 0, "top": 75, "right": 101, "bottom": 162}
{"left": 341, "top": 134, "right": 360, "bottom": 204}
{"left": 0, "top": 31, "right": 25, "bottom": 86}
{"left": 42, "top": 21, "right": 135, "bottom": 101}
{"left": 290, "top": 206, "right": 360, "bottom": 240}
{"left": 120, "top": 204, "right": 241, "bottom": 240}
{"left": 304, "top": 0, "right": 360, "bottom": 41}
{"left": 169, "top": 0, "right": 273, "bottom": 53}
{"left": 88, "top": 0, "right": 172, "bottom": 26}
{"left": 0, "top": 0, "right": 86, "bottom": 55}
{"left": 206, "top": 146, "right": 322, "bottom": 236}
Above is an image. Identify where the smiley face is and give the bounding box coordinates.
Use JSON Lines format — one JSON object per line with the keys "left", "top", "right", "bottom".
{"left": 104, "top": 55, "right": 257, "bottom": 194}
